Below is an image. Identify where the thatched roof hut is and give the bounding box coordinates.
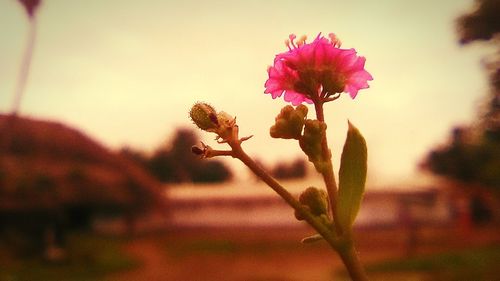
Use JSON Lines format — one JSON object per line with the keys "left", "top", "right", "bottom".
{"left": 0, "top": 114, "right": 166, "bottom": 217}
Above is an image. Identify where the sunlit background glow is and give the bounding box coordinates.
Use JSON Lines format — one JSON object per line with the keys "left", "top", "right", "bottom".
{"left": 0, "top": 0, "right": 490, "bottom": 185}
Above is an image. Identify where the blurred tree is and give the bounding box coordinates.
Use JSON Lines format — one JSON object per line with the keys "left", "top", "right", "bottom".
{"left": 423, "top": 0, "right": 499, "bottom": 223}
{"left": 457, "top": 0, "right": 500, "bottom": 44}
{"left": 122, "top": 128, "right": 232, "bottom": 183}
{"left": 119, "top": 146, "right": 149, "bottom": 167}
{"left": 457, "top": 0, "right": 500, "bottom": 141}
{"left": 191, "top": 161, "right": 232, "bottom": 183}
{"left": 424, "top": 0, "right": 500, "bottom": 191}
{"left": 424, "top": 0, "right": 500, "bottom": 190}
{"left": 271, "top": 157, "right": 307, "bottom": 179}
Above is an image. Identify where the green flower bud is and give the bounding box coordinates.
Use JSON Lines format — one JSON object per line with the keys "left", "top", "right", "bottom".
{"left": 189, "top": 102, "right": 219, "bottom": 132}
{"left": 270, "top": 105, "right": 308, "bottom": 139}
{"left": 294, "top": 187, "right": 330, "bottom": 221}
{"left": 294, "top": 206, "right": 310, "bottom": 221}
{"left": 299, "top": 119, "right": 330, "bottom": 172}
{"left": 299, "top": 187, "right": 329, "bottom": 216}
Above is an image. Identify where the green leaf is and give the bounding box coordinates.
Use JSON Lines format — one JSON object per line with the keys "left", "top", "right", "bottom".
{"left": 336, "top": 121, "right": 367, "bottom": 231}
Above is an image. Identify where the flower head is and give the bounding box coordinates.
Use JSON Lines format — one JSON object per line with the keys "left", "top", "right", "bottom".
{"left": 264, "top": 33, "right": 373, "bottom": 105}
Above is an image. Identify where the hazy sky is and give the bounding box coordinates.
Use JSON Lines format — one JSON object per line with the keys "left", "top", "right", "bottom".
{"left": 0, "top": 0, "right": 491, "bottom": 184}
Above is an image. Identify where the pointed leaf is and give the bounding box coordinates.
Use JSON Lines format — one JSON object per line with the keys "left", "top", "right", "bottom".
{"left": 301, "top": 234, "right": 324, "bottom": 244}
{"left": 336, "top": 121, "right": 367, "bottom": 230}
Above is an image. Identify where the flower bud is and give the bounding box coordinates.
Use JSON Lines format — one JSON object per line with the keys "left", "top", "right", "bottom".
{"left": 189, "top": 102, "right": 219, "bottom": 132}
{"left": 299, "top": 119, "right": 330, "bottom": 172}
{"left": 191, "top": 145, "right": 204, "bottom": 156}
{"left": 294, "top": 206, "right": 309, "bottom": 221}
{"left": 270, "top": 105, "right": 308, "bottom": 139}
{"left": 294, "top": 187, "right": 330, "bottom": 221}
{"left": 299, "top": 187, "right": 329, "bottom": 216}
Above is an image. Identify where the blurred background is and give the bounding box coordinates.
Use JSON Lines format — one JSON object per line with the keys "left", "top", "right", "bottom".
{"left": 0, "top": 0, "right": 499, "bottom": 280}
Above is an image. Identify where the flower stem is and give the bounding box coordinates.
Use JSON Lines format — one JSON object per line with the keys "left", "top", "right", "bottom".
{"left": 338, "top": 238, "right": 369, "bottom": 281}
{"left": 228, "top": 138, "right": 369, "bottom": 281}
{"left": 227, "top": 139, "right": 340, "bottom": 249}
{"left": 314, "top": 100, "right": 342, "bottom": 234}
{"left": 314, "top": 100, "right": 369, "bottom": 280}
{"left": 11, "top": 17, "right": 37, "bottom": 116}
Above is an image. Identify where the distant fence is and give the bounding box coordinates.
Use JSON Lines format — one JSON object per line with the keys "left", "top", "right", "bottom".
{"left": 165, "top": 187, "right": 454, "bottom": 229}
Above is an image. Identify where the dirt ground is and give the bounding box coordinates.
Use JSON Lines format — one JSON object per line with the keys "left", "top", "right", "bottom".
{"left": 107, "top": 225, "right": 500, "bottom": 281}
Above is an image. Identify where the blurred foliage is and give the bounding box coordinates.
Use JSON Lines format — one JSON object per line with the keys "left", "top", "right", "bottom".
{"left": 424, "top": 0, "right": 500, "bottom": 191}
{"left": 425, "top": 127, "right": 500, "bottom": 189}
{"left": 457, "top": 0, "right": 500, "bottom": 44}
{"left": 121, "top": 128, "right": 232, "bottom": 183}
{"left": 270, "top": 157, "right": 307, "bottom": 179}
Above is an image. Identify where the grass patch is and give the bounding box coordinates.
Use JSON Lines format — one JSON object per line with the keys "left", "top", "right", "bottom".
{"left": 0, "top": 232, "right": 137, "bottom": 281}
{"left": 173, "top": 239, "right": 239, "bottom": 255}
{"left": 163, "top": 236, "right": 321, "bottom": 258}
{"left": 365, "top": 244, "right": 500, "bottom": 281}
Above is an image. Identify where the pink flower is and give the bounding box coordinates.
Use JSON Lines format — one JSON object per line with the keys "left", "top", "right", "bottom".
{"left": 265, "top": 33, "right": 373, "bottom": 105}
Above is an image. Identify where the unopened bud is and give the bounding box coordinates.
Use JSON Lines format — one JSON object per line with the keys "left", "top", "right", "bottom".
{"left": 270, "top": 105, "right": 308, "bottom": 139}
{"left": 189, "top": 102, "right": 219, "bottom": 132}
{"left": 299, "top": 120, "right": 329, "bottom": 172}
{"left": 191, "top": 146, "right": 204, "bottom": 155}
{"left": 299, "top": 187, "right": 329, "bottom": 216}
{"left": 294, "top": 206, "right": 311, "bottom": 221}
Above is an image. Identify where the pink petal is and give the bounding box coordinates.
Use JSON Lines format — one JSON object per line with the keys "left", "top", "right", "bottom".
{"left": 264, "top": 33, "right": 372, "bottom": 105}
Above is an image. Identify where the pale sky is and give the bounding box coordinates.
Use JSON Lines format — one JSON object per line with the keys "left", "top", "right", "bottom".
{"left": 0, "top": 0, "right": 491, "bottom": 184}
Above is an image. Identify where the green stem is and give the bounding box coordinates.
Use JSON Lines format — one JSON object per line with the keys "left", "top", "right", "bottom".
{"left": 227, "top": 139, "right": 340, "bottom": 249}
{"left": 210, "top": 109, "right": 369, "bottom": 280}
{"left": 314, "top": 100, "right": 369, "bottom": 280}
{"left": 313, "top": 100, "right": 342, "bottom": 234}
{"left": 229, "top": 138, "right": 369, "bottom": 281}
{"left": 338, "top": 239, "right": 369, "bottom": 281}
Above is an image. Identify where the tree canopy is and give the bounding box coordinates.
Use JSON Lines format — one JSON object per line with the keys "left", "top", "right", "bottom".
{"left": 423, "top": 0, "right": 500, "bottom": 191}
{"left": 121, "top": 128, "right": 233, "bottom": 184}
